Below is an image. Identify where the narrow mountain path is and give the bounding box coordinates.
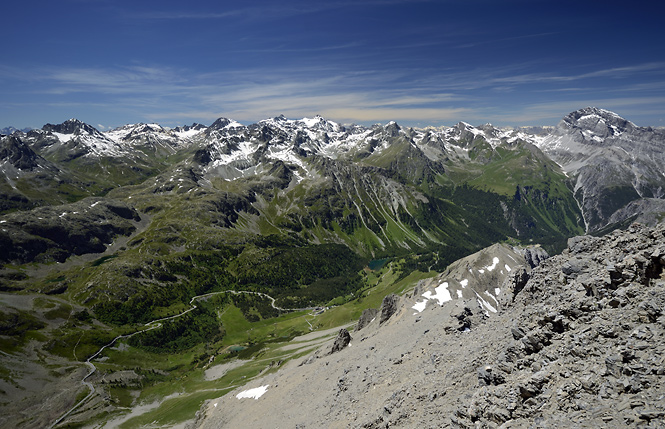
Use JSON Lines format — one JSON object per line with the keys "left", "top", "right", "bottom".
{"left": 49, "top": 289, "right": 316, "bottom": 428}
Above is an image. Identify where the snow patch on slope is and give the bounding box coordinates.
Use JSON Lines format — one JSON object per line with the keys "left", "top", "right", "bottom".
{"left": 236, "top": 385, "right": 269, "bottom": 400}
{"left": 412, "top": 282, "right": 453, "bottom": 314}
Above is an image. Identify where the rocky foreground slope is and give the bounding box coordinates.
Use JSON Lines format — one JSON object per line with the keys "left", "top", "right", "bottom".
{"left": 194, "top": 223, "right": 665, "bottom": 428}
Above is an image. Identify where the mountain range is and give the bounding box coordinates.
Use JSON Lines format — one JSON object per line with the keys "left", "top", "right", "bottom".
{"left": 1, "top": 107, "right": 664, "bottom": 428}
{"left": 2, "top": 108, "right": 663, "bottom": 271}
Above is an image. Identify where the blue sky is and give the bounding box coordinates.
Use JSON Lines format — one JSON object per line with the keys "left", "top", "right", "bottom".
{"left": 2, "top": 0, "right": 664, "bottom": 129}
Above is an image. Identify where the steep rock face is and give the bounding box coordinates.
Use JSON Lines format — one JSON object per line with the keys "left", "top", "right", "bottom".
{"left": 606, "top": 198, "right": 665, "bottom": 229}
{"left": 194, "top": 223, "right": 665, "bottom": 428}
{"left": 0, "top": 135, "right": 41, "bottom": 170}
{"left": 379, "top": 294, "right": 400, "bottom": 324}
{"left": 356, "top": 308, "right": 379, "bottom": 331}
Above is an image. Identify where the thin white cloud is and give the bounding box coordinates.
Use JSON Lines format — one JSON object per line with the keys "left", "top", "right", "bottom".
{"left": 321, "top": 107, "right": 471, "bottom": 124}
{"left": 454, "top": 32, "right": 559, "bottom": 49}
{"left": 237, "top": 42, "right": 363, "bottom": 54}
{"left": 488, "top": 62, "right": 665, "bottom": 86}
{"left": 3, "top": 59, "right": 665, "bottom": 127}
{"left": 134, "top": 0, "right": 436, "bottom": 21}
{"left": 138, "top": 10, "right": 242, "bottom": 20}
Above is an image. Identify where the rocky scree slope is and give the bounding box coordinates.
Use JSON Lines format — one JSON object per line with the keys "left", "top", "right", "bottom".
{"left": 194, "top": 223, "right": 665, "bottom": 428}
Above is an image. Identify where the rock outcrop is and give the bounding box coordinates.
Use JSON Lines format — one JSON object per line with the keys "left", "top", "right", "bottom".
{"left": 356, "top": 308, "right": 378, "bottom": 331}
{"left": 379, "top": 294, "right": 400, "bottom": 324}
{"left": 329, "top": 329, "right": 352, "bottom": 354}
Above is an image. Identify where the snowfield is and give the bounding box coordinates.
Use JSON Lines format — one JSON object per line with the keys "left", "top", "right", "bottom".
{"left": 236, "top": 385, "right": 269, "bottom": 400}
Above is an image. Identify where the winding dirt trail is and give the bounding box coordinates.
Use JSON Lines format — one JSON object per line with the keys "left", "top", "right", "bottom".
{"left": 49, "top": 289, "right": 316, "bottom": 428}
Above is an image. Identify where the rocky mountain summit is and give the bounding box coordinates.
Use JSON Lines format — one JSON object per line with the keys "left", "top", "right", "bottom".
{"left": 534, "top": 107, "right": 665, "bottom": 232}
{"left": 195, "top": 223, "right": 665, "bottom": 428}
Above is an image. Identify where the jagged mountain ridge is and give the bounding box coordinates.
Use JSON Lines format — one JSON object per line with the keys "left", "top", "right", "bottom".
{"left": 1, "top": 107, "right": 662, "bottom": 267}
{"left": 195, "top": 222, "right": 665, "bottom": 428}
{"left": 189, "top": 107, "right": 662, "bottom": 236}
{"left": 4, "top": 107, "right": 660, "bottom": 236}
{"left": 0, "top": 126, "right": 32, "bottom": 135}
{"left": 0, "top": 119, "right": 208, "bottom": 213}
{"left": 1, "top": 110, "right": 588, "bottom": 267}
{"left": 183, "top": 113, "right": 582, "bottom": 256}
{"left": 25, "top": 118, "right": 204, "bottom": 159}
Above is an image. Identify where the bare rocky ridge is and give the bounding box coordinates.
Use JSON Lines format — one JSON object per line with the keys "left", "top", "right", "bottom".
{"left": 194, "top": 223, "right": 665, "bottom": 428}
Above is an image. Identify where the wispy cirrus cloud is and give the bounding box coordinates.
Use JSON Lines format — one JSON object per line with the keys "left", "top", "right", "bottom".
{"left": 3, "top": 59, "right": 665, "bottom": 127}
{"left": 489, "top": 62, "right": 665, "bottom": 86}
{"left": 136, "top": 10, "right": 242, "bottom": 20}
{"left": 454, "top": 32, "right": 559, "bottom": 49}
{"left": 134, "top": 0, "right": 436, "bottom": 21}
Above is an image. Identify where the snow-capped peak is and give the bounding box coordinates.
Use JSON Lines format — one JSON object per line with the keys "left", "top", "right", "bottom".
{"left": 43, "top": 118, "right": 102, "bottom": 137}
{"left": 561, "top": 107, "right": 635, "bottom": 130}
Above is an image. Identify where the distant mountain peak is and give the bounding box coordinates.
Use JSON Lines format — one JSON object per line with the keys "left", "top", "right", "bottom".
{"left": 42, "top": 118, "right": 102, "bottom": 137}
{"left": 383, "top": 121, "right": 401, "bottom": 137}
{"left": 0, "top": 126, "right": 32, "bottom": 136}
{"left": 174, "top": 123, "right": 207, "bottom": 132}
{"left": 208, "top": 118, "right": 243, "bottom": 131}
{"left": 560, "top": 107, "right": 634, "bottom": 132}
